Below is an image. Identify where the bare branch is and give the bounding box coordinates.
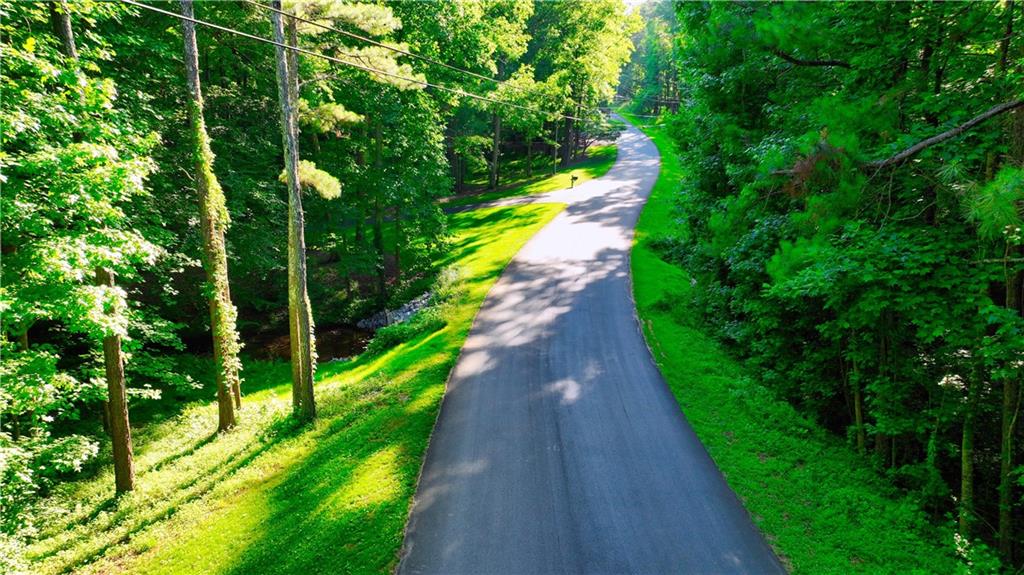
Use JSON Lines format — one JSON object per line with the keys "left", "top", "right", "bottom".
{"left": 770, "top": 48, "right": 851, "bottom": 69}
{"left": 866, "top": 99, "right": 1024, "bottom": 170}
{"left": 971, "top": 258, "right": 1024, "bottom": 265}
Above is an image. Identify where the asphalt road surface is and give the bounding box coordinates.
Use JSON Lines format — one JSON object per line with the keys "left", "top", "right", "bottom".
{"left": 398, "top": 118, "right": 785, "bottom": 575}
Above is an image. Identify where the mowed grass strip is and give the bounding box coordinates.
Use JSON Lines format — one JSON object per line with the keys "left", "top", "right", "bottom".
{"left": 443, "top": 143, "right": 617, "bottom": 208}
{"left": 27, "top": 202, "right": 564, "bottom": 575}
{"left": 624, "top": 112, "right": 960, "bottom": 574}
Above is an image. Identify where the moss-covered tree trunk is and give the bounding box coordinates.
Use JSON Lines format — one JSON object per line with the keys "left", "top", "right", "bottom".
{"left": 271, "top": 2, "right": 316, "bottom": 420}
{"left": 394, "top": 207, "right": 403, "bottom": 284}
{"left": 373, "top": 121, "right": 387, "bottom": 305}
{"left": 180, "top": 0, "right": 242, "bottom": 431}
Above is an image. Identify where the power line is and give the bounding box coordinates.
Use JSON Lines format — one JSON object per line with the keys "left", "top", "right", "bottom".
{"left": 241, "top": 0, "right": 503, "bottom": 88}
{"left": 121, "top": 0, "right": 585, "bottom": 121}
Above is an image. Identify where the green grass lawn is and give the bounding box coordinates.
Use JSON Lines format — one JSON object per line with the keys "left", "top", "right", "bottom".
{"left": 624, "top": 112, "right": 964, "bottom": 574}
{"left": 26, "top": 202, "right": 564, "bottom": 575}
{"left": 443, "top": 143, "right": 617, "bottom": 208}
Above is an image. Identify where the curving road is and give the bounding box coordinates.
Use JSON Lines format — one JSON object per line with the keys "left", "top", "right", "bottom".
{"left": 398, "top": 118, "right": 785, "bottom": 575}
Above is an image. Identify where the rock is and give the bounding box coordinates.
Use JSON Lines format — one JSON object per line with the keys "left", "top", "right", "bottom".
{"left": 357, "top": 292, "right": 433, "bottom": 330}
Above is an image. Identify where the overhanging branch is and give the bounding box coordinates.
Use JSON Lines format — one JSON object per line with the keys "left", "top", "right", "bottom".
{"left": 770, "top": 48, "right": 851, "bottom": 69}
{"left": 866, "top": 99, "right": 1024, "bottom": 170}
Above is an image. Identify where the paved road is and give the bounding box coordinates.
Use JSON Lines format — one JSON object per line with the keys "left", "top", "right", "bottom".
{"left": 398, "top": 118, "right": 785, "bottom": 575}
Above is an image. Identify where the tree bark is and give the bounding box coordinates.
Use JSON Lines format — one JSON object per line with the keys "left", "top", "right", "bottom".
{"left": 572, "top": 104, "right": 582, "bottom": 162}
{"left": 960, "top": 373, "right": 980, "bottom": 537}
{"left": 271, "top": 1, "right": 316, "bottom": 421}
{"left": 1000, "top": 103, "right": 1024, "bottom": 560}
{"left": 49, "top": 0, "right": 77, "bottom": 60}
{"left": 852, "top": 381, "right": 866, "bottom": 454}
{"left": 180, "top": 0, "right": 241, "bottom": 432}
{"left": 851, "top": 353, "right": 866, "bottom": 454}
{"left": 560, "top": 116, "right": 573, "bottom": 167}
{"left": 489, "top": 112, "right": 501, "bottom": 190}
{"left": 394, "top": 208, "right": 403, "bottom": 283}
{"left": 551, "top": 122, "right": 560, "bottom": 174}
{"left": 373, "top": 121, "right": 387, "bottom": 305}
{"left": 54, "top": 0, "right": 135, "bottom": 494}
{"left": 526, "top": 137, "right": 533, "bottom": 178}
{"left": 999, "top": 375, "right": 1019, "bottom": 559}
{"left": 96, "top": 268, "right": 135, "bottom": 494}
{"left": 998, "top": 0, "right": 1015, "bottom": 73}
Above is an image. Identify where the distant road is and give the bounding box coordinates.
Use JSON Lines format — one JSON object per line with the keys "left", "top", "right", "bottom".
{"left": 398, "top": 118, "right": 786, "bottom": 574}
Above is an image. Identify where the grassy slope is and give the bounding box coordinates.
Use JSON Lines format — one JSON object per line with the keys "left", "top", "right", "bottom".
{"left": 624, "top": 113, "right": 960, "bottom": 574}
{"left": 443, "top": 143, "right": 617, "bottom": 208}
{"left": 28, "top": 203, "right": 564, "bottom": 575}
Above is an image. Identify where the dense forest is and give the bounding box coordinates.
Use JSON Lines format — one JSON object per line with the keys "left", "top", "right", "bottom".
{"left": 620, "top": 0, "right": 1023, "bottom": 570}
{"left": 1, "top": 1, "right": 636, "bottom": 572}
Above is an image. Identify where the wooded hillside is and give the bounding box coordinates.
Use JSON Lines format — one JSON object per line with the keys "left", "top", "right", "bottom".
{"left": 619, "top": 1, "right": 1022, "bottom": 570}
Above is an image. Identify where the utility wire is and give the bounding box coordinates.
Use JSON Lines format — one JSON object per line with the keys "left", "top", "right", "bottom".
{"left": 121, "top": 0, "right": 585, "bottom": 121}
{"left": 242, "top": 0, "right": 503, "bottom": 87}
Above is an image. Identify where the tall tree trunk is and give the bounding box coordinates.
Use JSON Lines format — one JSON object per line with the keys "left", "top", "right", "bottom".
{"left": 49, "top": 0, "right": 76, "bottom": 60}
{"left": 999, "top": 375, "right": 1019, "bottom": 560}
{"left": 526, "top": 136, "right": 533, "bottom": 178}
{"left": 96, "top": 268, "right": 135, "bottom": 494}
{"left": 373, "top": 121, "right": 386, "bottom": 305}
{"left": 394, "top": 208, "right": 403, "bottom": 283}
{"left": 271, "top": 1, "right": 316, "bottom": 421}
{"left": 489, "top": 112, "right": 501, "bottom": 190}
{"left": 53, "top": 0, "right": 135, "bottom": 494}
{"left": 1000, "top": 78, "right": 1024, "bottom": 560}
{"left": 851, "top": 353, "right": 867, "bottom": 454}
{"left": 560, "top": 116, "right": 573, "bottom": 167}
{"left": 354, "top": 124, "right": 367, "bottom": 250}
{"left": 998, "top": 0, "right": 1015, "bottom": 73}
{"left": 455, "top": 154, "right": 465, "bottom": 194}
{"left": 180, "top": 0, "right": 241, "bottom": 431}
{"left": 960, "top": 372, "right": 980, "bottom": 537}
{"left": 551, "top": 122, "right": 560, "bottom": 174}
{"left": 572, "top": 104, "right": 582, "bottom": 161}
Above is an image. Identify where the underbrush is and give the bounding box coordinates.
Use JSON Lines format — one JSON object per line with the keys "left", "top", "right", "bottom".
{"left": 624, "top": 113, "right": 985, "bottom": 574}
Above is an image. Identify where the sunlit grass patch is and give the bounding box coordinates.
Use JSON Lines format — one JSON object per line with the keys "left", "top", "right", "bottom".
{"left": 444, "top": 143, "right": 617, "bottom": 208}
{"left": 27, "top": 202, "right": 564, "bottom": 575}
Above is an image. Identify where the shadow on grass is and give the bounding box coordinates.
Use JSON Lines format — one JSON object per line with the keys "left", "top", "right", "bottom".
{"left": 30, "top": 203, "right": 564, "bottom": 575}
{"left": 222, "top": 374, "right": 447, "bottom": 574}
{"left": 32, "top": 405, "right": 312, "bottom": 567}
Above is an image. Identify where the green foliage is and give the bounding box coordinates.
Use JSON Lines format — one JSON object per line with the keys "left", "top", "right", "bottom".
{"left": 1, "top": 0, "right": 639, "bottom": 567}
{"left": 298, "top": 101, "right": 363, "bottom": 133}
{"left": 21, "top": 203, "right": 563, "bottom": 575}
{"left": 364, "top": 308, "right": 447, "bottom": 357}
{"left": 625, "top": 0, "right": 1024, "bottom": 567}
{"left": 628, "top": 114, "right": 967, "bottom": 574}
{"left": 445, "top": 142, "right": 618, "bottom": 208}
{"left": 280, "top": 159, "right": 342, "bottom": 200}
{"left": 968, "top": 166, "right": 1024, "bottom": 241}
